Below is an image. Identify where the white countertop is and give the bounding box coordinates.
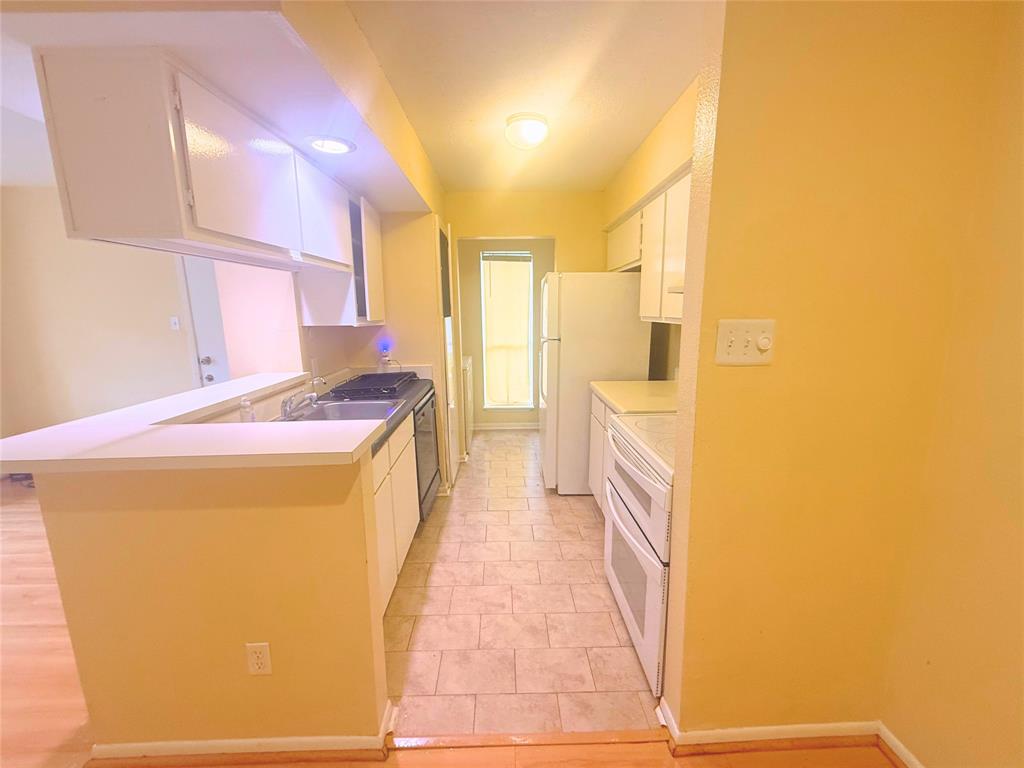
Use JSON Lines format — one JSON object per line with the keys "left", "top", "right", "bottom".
{"left": 0, "top": 373, "right": 387, "bottom": 474}
{"left": 590, "top": 379, "right": 679, "bottom": 414}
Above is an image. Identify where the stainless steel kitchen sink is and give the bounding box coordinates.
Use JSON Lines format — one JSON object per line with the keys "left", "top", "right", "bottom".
{"left": 280, "top": 399, "right": 404, "bottom": 422}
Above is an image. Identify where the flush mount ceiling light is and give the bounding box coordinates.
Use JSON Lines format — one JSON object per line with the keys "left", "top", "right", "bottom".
{"left": 309, "top": 136, "right": 356, "bottom": 155}
{"left": 505, "top": 113, "right": 548, "bottom": 150}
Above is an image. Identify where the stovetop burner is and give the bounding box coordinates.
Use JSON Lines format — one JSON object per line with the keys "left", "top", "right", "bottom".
{"left": 327, "top": 372, "right": 417, "bottom": 400}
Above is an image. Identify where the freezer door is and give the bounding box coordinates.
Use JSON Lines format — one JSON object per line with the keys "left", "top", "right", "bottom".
{"left": 541, "top": 272, "right": 560, "bottom": 340}
{"left": 539, "top": 337, "right": 560, "bottom": 489}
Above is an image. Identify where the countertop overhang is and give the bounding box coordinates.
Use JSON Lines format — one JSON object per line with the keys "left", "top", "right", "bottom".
{"left": 589, "top": 379, "right": 680, "bottom": 414}
{"left": 0, "top": 373, "right": 387, "bottom": 474}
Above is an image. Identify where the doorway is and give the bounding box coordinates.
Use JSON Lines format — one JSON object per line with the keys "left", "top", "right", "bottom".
{"left": 181, "top": 256, "right": 304, "bottom": 386}
{"left": 456, "top": 238, "right": 555, "bottom": 432}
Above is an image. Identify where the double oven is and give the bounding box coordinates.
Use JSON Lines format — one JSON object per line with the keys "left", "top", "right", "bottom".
{"left": 602, "top": 414, "right": 674, "bottom": 697}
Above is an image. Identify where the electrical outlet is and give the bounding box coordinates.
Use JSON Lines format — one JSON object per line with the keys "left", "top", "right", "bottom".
{"left": 246, "top": 642, "right": 272, "bottom": 675}
{"left": 715, "top": 319, "right": 775, "bottom": 366}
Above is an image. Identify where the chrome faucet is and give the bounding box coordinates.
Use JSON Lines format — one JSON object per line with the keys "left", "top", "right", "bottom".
{"left": 280, "top": 391, "right": 317, "bottom": 420}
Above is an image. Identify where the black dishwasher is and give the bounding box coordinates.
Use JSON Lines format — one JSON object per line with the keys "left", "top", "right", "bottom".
{"left": 326, "top": 373, "right": 440, "bottom": 520}
{"left": 413, "top": 392, "right": 440, "bottom": 520}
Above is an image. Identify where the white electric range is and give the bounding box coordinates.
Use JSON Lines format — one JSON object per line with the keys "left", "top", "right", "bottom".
{"left": 603, "top": 411, "right": 677, "bottom": 696}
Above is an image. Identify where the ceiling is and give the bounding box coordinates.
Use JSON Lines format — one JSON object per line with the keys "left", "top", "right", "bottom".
{"left": 0, "top": 10, "right": 427, "bottom": 211}
{"left": 348, "top": 1, "right": 711, "bottom": 192}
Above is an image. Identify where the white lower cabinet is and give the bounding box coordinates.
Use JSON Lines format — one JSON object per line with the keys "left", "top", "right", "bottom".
{"left": 588, "top": 413, "right": 605, "bottom": 501}
{"left": 391, "top": 439, "right": 420, "bottom": 568}
{"left": 375, "top": 476, "right": 398, "bottom": 605}
{"left": 374, "top": 414, "right": 419, "bottom": 607}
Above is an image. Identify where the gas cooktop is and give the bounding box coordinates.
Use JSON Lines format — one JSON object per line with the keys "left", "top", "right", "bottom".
{"left": 327, "top": 372, "right": 418, "bottom": 400}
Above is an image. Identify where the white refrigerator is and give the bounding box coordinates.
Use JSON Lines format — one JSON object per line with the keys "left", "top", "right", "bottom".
{"left": 540, "top": 272, "right": 652, "bottom": 494}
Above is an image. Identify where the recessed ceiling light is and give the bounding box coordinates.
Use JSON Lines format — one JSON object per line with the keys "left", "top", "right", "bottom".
{"left": 309, "top": 136, "right": 356, "bottom": 155}
{"left": 505, "top": 113, "right": 548, "bottom": 150}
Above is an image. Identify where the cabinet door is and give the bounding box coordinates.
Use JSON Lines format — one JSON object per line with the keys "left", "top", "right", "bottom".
{"left": 662, "top": 174, "right": 691, "bottom": 322}
{"left": 638, "top": 194, "right": 666, "bottom": 320}
{"left": 295, "top": 270, "right": 358, "bottom": 327}
{"left": 177, "top": 74, "right": 301, "bottom": 251}
{"left": 375, "top": 475, "right": 398, "bottom": 607}
{"left": 360, "top": 197, "right": 386, "bottom": 323}
{"left": 588, "top": 414, "right": 605, "bottom": 504}
{"left": 295, "top": 154, "right": 354, "bottom": 266}
{"left": 606, "top": 210, "right": 641, "bottom": 271}
{"left": 391, "top": 437, "right": 420, "bottom": 571}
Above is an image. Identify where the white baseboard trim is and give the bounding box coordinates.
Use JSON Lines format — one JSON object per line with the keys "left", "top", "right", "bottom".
{"left": 657, "top": 697, "right": 682, "bottom": 742}
{"left": 92, "top": 700, "right": 396, "bottom": 759}
{"left": 473, "top": 423, "right": 538, "bottom": 431}
{"left": 878, "top": 721, "right": 925, "bottom": 768}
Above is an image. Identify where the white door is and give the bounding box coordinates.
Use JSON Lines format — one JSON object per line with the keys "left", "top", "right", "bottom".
{"left": 360, "top": 197, "right": 385, "bottom": 323}
{"left": 391, "top": 438, "right": 420, "bottom": 570}
{"left": 441, "top": 224, "right": 461, "bottom": 483}
{"left": 375, "top": 475, "right": 398, "bottom": 606}
{"left": 294, "top": 153, "right": 353, "bottom": 266}
{"left": 177, "top": 74, "right": 301, "bottom": 251}
{"left": 182, "top": 256, "right": 230, "bottom": 386}
{"left": 604, "top": 481, "right": 668, "bottom": 696}
{"left": 588, "top": 414, "right": 605, "bottom": 502}
{"left": 539, "top": 338, "right": 559, "bottom": 489}
{"left": 661, "top": 174, "right": 691, "bottom": 321}
{"left": 638, "top": 194, "right": 666, "bottom": 320}
{"left": 606, "top": 210, "right": 642, "bottom": 271}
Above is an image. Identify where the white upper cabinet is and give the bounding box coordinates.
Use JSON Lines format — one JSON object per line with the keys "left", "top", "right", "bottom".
{"left": 606, "top": 210, "right": 642, "bottom": 272}
{"left": 36, "top": 48, "right": 345, "bottom": 273}
{"left": 178, "top": 74, "right": 301, "bottom": 252}
{"left": 638, "top": 193, "right": 666, "bottom": 320}
{"left": 625, "top": 172, "right": 691, "bottom": 324}
{"left": 661, "top": 174, "right": 691, "bottom": 322}
{"left": 359, "top": 197, "right": 386, "bottom": 324}
{"left": 294, "top": 153, "right": 354, "bottom": 267}
{"left": 295, "top": 196, "right": 385, "bottom": 327}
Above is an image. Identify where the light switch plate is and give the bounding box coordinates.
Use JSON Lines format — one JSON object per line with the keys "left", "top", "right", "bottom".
{"left": 715, "top": 319, "right": 775, "bottom": 365}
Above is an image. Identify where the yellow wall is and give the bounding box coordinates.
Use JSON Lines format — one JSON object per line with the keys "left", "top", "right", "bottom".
{"left": 672, "top": 3, "right": 1022, "bottom": 766}
{"left": 282, "top": 1, "right": 445, "bottom": 215}
{"left": 0, "top": 186, "right": 197, "bottom": 437}
{"left": 37, "top": 462, "right": 388, "bottom": 744}
{"left": 446, "top": 190, "right": 605, "bottom": 273}
{"left": 603, "top": 78, "right": 700, "bottom": 227}
{"left": 457, "top": 238, "right": 554, "bottom": 428}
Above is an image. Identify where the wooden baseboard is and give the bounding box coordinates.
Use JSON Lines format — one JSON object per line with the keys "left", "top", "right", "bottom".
{"left": 391, "top": 727, "right": 666, "bottom": 751}
{"left": 86, "top": 747, "right": 387, "bottom": 768}
{"left": 673, "top": 733, "right": 878, "bottom": 757}
{"left": 877, "top": 734, "right": 911, "bottom": 768}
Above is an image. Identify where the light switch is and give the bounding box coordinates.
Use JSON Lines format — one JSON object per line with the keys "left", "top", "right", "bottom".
{"left": 715, "top": 319, "right": 775, "bottom": 365}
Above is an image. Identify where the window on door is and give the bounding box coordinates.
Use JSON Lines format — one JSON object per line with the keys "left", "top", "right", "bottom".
{"left": 480, "top": 251, "right": 534, "bottom": 408}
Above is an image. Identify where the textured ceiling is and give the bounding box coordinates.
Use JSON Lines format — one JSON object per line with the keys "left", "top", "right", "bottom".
{"left": 349, "top": 1, "right": 710, "bottom": 192}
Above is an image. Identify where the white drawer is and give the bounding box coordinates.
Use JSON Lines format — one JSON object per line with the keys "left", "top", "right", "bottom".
{"left": 591, "top": 394, "right": 608, "bottom": 427}
{"left": 388, "top": 413, "right": 414, "bottom": 456}
{"left": 372, "top": 444, "right": 390, "bottom": 490}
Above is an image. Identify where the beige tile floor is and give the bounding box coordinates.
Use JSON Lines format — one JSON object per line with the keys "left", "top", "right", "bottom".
{"left": 385, "top": 430, "right": 661, "bottom": 737}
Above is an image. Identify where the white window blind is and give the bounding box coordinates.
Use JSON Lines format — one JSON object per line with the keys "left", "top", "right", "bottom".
{"left": 480, "top": 251, "right": 534, "bottom": 408}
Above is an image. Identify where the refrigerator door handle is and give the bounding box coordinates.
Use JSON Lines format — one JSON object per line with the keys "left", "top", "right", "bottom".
{"left": 539, "top": 338, "right": 552, "bottom": 403}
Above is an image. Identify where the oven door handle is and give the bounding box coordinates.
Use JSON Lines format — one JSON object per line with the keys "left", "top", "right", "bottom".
{"left": 607, "top": 430, "right": 668, "bottom": 496}
{"left": 606, "top": 483, "right": 661, "bottom": 570}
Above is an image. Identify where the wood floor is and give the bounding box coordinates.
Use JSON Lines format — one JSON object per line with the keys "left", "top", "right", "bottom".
{"left": 1, "top": 477, "right": 92, "bottom": 768}
{"left": 0, "top": 474, "right": 896, "bottom": 768}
